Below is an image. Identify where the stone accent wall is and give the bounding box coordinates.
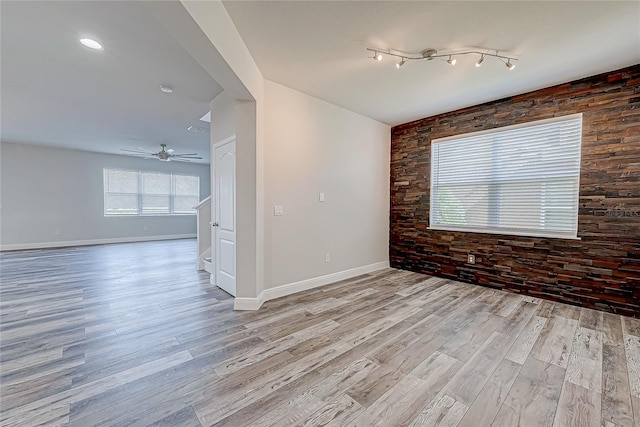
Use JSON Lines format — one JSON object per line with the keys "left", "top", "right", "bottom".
{"left": 390, "top": 65, "right": 640, "bottom": 317}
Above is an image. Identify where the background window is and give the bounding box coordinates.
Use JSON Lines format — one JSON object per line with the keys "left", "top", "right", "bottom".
{"left": 104, "top": 169, "right": 139, "bottom": 215}
{"left": 104, "top": 169, "right": 200, "bottom": 216}
{"left": 430, "top": 114, "right": 582, "bottom": 239}
{"left": 142, "top": 172, "right": 171, "bottom": 215}
{"left": 173, "top": 175, "right": 200, "bottom": 214}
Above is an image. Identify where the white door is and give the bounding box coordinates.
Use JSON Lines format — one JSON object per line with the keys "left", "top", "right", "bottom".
{"left": 212, "top": 139, "right": 236, "bottom": 296}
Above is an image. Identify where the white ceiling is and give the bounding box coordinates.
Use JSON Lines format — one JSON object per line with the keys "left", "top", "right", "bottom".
{"left": 224, "top": 1, "right": 640, "bottom": 126}
{"left": 1, "top": 1, "right": 222, "bottom": 163}
{"left": 2, "top": 1, "right": 638, "bottom": 161}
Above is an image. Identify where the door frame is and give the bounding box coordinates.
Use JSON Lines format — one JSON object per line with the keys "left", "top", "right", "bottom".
{"left": 210, "top": 135, "right": 237, "bottom": 296}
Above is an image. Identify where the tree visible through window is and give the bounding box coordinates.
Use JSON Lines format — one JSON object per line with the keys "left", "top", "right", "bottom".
{"left": 104, "top": 169, "right": 199, "bottom": 216}
{"left": 430, "top": 114, "right": 582, "bottom": 239}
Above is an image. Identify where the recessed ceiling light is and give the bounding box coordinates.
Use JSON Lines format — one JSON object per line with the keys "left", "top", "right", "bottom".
{"left": 80, "top": 38, "right": 103, "bottom": 50}
{"left": 160, "top": 85, "right": 173, "bottom": 94}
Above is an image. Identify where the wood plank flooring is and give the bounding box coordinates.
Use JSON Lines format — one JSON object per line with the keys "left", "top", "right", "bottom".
{"left": 1, "top": 239, "right": 639, "bottom": 426}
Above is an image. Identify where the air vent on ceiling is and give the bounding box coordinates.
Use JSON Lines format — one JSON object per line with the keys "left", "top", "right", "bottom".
{"left": 187, "top": 125, "right": 208, "bottom": 133}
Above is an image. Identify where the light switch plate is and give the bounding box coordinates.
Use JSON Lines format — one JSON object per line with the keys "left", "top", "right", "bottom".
{"left": 274, "top": 205, "right": 284, "bottom": 216}
{"left": 319, "top": 192, "right": 325, "bottom": 202}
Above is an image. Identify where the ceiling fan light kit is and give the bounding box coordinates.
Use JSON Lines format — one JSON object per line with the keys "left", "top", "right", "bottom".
{"left": 120, "top": 144, "right": 203, "bottom": 162}
{"left": 367, "top": 47, "right": 518, "bottom": 70}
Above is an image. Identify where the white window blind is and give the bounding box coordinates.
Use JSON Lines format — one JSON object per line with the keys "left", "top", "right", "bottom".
{"left": 104, "top": 169, "right": 139, "bottom": 215}
{"left": 430, "top": 114, "right": 582, "bottom": 239}
{"left": 142, "top": 172, "right": 171, "bottom": 215}
{"left": 104, "top": 169, "right": 200, "bottom": 216}
{"left": 172, "top": 175, "right": 200, "bottom": 214}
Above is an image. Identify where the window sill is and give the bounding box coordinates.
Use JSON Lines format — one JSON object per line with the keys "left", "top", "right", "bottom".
{"left": 427, "top": 226, "right": 581, "bottom": 240}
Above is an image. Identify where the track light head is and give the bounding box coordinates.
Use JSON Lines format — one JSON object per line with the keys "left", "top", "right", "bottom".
{"left": 396, "top": 58, "right": 407, "bottom": 69}
{"left": 506, "top": 60, "right": 515, "bottom": 70}
{"left": 475, "top": 55, "right": 484, "bottom": 67}
{"left": 447, "top": 56, "right": 456, "bottom": 66}
{"left": 375, "top": 52, "right": 383, "bottom": 61}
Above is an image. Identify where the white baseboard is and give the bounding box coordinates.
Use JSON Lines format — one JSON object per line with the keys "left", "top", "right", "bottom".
{"left": 0, "top": 234, "right": 196, "bottom": 251}
{"left": 233, "top": 261, "right": 389, "bottom": 311}
{"left": 203, "top": 259, "right": 213, "bottom": 274}
{"left": 198, "top": 248, "right": 212, "bottom": 271}
{"left": 234, "top": 293, "right": 266, "bottom": 311}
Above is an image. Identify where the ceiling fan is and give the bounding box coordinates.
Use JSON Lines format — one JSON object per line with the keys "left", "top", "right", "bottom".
{"left": 121, "top": 144, "right": 202, "bottom": 162}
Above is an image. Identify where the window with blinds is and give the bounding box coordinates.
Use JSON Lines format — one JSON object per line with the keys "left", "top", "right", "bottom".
{"left": 430, "top": 114, "right": 582, "bottom": 239}
{"left": 104, "top": 169, "right": 199, "bottom": 216}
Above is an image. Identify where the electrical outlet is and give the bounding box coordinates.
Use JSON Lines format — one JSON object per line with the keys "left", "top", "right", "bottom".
{"left": 325, "top": 253, "right": 330, "bottom": 263}
{"left": 467, "top": 254, "right": 476, "bottom": 264}
{"left": 54, "top": 230, "right": 61, "bottom": 236}
{"left": 274, "top": 205, "right": 284, "bottom": 216}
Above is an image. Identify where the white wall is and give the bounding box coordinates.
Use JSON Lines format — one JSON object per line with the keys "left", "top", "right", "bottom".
{"left": 158, "top": 0, "right": 266, "bottom": 299}
{"left": 210, "top": 90, "right": 236, "bottom": 144}
{"left": 263, "top": 80, "right": 390, "bottom": 290}
{"left": 94, "top": 2, "right": 389, "bottom": 305}
{"left": 0, "top": 142, "right": 211, "bottom": 249}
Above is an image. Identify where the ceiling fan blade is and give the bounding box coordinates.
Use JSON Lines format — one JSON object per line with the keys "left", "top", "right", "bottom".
{"left": 137, "top": 147, "right": 158, "bottom": 154}
{"left": 125, "top": 156, "right": 156, "bottom": 161}
{"left": 166, "top": 148, "right": 175, "bottom": 154}
{"left": 121, "top": 148, "right": 151, "bottom": 154}
{"left": 170, "top": 158, "right": 192, "bottom": 162}
{"left": 121, "top": 152, "right": 154, "bottom": 158}
{"left": 171, "top": 152, "right": 198, "bottom": 156}
{"left": 172, "top": 156, "right": 203, "bottom": 160}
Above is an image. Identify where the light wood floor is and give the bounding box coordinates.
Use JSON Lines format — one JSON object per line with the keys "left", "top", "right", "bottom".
{"left": 1, "top": 240, "right": 639, "bottom": 427}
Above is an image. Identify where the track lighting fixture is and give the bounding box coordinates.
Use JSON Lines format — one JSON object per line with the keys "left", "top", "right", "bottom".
{"left": 365, "top": 47, "right": 517, "bottom": 71}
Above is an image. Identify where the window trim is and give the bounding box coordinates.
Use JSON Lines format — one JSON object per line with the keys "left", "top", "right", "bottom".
{"left": 428, "top": 113, "right": 582, "bottom": 240}
{"left": 103, "top": 168, "right": 200, "bottom": 217}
